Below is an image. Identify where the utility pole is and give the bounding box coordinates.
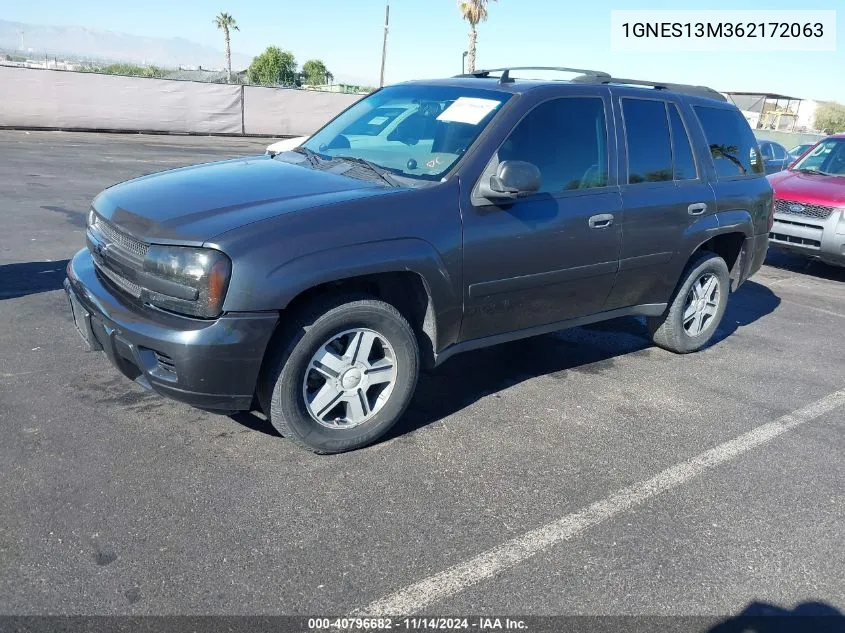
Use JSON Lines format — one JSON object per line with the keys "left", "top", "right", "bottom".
{"left": 379, "top": 1, "right": 389, "bottom": 88}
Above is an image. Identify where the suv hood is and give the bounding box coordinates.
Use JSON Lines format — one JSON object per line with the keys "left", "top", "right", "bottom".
{"left": 93, "top": 155, "right": 388, "bottom": 244}
{"left": 768, "top": 169, "right": 845, "bottom": 207}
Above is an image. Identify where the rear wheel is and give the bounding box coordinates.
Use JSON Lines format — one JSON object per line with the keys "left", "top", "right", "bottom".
{"left": 260, "top": 295, "right": 419, "bottom": 453}
{"left": 649, "top": 252, "right": 730, "bottom": 353}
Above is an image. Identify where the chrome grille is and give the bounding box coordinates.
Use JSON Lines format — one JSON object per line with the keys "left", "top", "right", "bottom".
{"left": 92, "top": 216, "right": 148, "bottom": 258}
{"left": 774, "top": 199, "right": 834, "bottom": 220}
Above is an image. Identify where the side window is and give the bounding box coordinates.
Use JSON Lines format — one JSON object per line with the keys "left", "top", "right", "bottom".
{"left": 623, "top": 99, "right": 672, "bottom": 184}
{"left": 759, "top": 142, "right": 774, "bottom": 160}
{"left": 497, "top": 97, "right": 608, "bottom": 192}
{"left": 668, "top": 104, "right": 697, "bottom": 180}
{"left": 694, "top": 106, "right": 765, "bottom": 178}
{"left": 771, "top": 143, "right": 787, "bottom": 160}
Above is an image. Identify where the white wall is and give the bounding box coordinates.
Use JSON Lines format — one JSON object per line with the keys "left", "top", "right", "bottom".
{"left": 0, "top": 66, "right": 363, "bottom": 136}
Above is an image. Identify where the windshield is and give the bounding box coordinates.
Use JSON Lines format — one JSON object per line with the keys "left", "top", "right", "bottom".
{"left": 301, "top": 84, "right": 511, "bottom": 182}
{"left": 791, "top": 138, "right": 845, "bottom": 176}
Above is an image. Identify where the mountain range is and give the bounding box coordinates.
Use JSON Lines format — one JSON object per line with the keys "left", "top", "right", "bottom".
{"left": 0, "top": 19, "right": 253, "bottom": 70}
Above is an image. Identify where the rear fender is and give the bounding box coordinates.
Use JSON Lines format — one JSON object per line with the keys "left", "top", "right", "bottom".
{"left": 661, "top": 210, "right": 755, "bottom": 296}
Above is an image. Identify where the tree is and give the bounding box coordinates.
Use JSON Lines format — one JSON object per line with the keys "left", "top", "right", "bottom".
{"left": 814, "top": 102, "right": 845, "bottom": 134}
{"left": 302, "top": 59, "right": 331, "bottom": 85}
{"left": 99, "top": 63, "right": 164, "bottom": 78}
{"left": 247, "top": 47, "right": 297, "bottom": 86}
{"left": 214, "top": 12, "right": 239, "bottom": 82}
{"left": 457, "top": 0, "right": 497, "bottom": 73}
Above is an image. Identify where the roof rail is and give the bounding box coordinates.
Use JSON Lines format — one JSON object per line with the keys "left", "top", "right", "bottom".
{"left": 452, "top": 66, "right": 725, "bottom": 101}
{"left": 571, "top": 74, "right": 726, "bottom": 102}
{"left": 454, "top": 66, "right": 611, "bottom": 84}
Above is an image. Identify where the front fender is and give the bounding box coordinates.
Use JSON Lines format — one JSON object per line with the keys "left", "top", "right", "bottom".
{"left": 224, "top": 238, "right": 463, "bottom": 351}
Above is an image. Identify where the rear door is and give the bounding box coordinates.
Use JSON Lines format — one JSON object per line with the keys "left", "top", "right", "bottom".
{"left": 604, "top": 93, "right": 716, "bottom": 310}
{"left": 459, "top": 91, "right": 622, "bottom": 341}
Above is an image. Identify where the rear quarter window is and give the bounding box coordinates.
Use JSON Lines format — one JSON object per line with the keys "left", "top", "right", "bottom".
{"left": 693, "top": 106, "right": 765, "bottom": 179}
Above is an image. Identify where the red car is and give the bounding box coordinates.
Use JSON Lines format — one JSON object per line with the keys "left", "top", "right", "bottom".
{"left": 768, "top": 133, "right": 845, "bottom": 267}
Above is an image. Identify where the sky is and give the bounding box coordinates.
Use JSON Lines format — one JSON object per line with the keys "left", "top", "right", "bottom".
{"left": 1, "top": 0, "right": 842, "bottom": 102}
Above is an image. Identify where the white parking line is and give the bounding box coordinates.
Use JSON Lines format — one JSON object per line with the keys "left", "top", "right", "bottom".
{"left": 356, "top": 388, "right": 845, "bottom": 616}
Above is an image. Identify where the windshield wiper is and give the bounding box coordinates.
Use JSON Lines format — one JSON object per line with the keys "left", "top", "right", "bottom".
{"left": 333, "top": 155, "right": 402, "bottom": 187}
{"left": 291, "top": 146, "right": 321, "bottom": 167}
{"left": 793, "top": 167, "right": 829, "bottom": 176}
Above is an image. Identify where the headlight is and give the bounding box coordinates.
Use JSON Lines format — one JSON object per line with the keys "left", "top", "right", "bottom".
{"left": 143, "top": 246, "right": 231, "bottom": 318}
{"left": 87, "top": 208, "right": 96, "bottom": 227}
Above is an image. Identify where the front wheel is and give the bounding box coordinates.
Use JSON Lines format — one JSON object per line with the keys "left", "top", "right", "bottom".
{"left": 261, "top": 295, "right": 419, "bottom": 453}
{"left": 648, "top": 252, "right": 730, "bottom": 353}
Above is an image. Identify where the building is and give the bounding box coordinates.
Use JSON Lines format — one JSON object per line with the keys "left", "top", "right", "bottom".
{"left": 722, "top": 92, "right": 820, "bottom": 133}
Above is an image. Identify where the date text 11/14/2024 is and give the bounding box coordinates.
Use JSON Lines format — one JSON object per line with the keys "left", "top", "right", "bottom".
{"left": 307, "top": 617, "right": 529, "bottom": 631}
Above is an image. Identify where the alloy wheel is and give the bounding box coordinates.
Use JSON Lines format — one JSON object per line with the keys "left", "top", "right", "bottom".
{"left": 302, "top": 328, "right": 397, "bottom": 429}
{"left": 683, "top": 272, "right": 720, "bottom": 337}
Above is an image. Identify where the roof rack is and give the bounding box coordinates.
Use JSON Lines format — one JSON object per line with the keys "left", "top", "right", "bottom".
{"left": 454, "top": 66, "right": 611, "bottom": 84}
{"left": 453, "top": 65, "right": 725, "bottom": 102}
{"left": 571, "top": 74, "right": 726, "bottom": 102}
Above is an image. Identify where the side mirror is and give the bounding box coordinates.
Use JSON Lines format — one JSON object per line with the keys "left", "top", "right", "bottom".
{"left": 478, "top": 160, "right": 541, "bottom": 200}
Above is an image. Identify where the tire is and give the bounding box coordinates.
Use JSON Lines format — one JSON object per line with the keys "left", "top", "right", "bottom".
{"left": 648, "top": 251, "right": 730, "bottom": 354}
{"left": 259, "top": 294, "right": 419, "bottom": 454}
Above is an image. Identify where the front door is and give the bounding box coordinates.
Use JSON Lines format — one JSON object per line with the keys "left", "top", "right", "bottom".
{"left": 460, "top": 94, "right": 622, "bottom": 342}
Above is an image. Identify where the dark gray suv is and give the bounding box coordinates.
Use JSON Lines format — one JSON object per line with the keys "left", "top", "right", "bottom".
{"left": 64, "top": 67, "right": 772, "bottom": 453}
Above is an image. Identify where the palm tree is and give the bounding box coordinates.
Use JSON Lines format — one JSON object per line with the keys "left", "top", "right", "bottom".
{"left": 214, "top": 12, "right": 239, "bottom": 82}
{"left": 457, "top": 0, "right": 496, "bottom": 74}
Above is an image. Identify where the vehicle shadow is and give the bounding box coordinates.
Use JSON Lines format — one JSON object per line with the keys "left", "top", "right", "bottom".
{"left": 709, "top": 600, "right": 843, "bottom": 632}
{"left": 0, "top": 260, "right": 70, "bottom": 300}
{"left": 386, "top": 280, "right": 781, "bottom": 442}
{"left": 709, "top": 279, "right": 782, "bottom": 345}
{"left": 764, "top": 249, "right": 845, "bottom": 282}
{"left": 229, "top": 410, "right": 281, "bottom": 438}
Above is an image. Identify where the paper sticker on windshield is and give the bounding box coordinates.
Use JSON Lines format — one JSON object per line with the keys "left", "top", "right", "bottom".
{"left": 368, "top": 115, "right": 389, "bottom": 125}
{"left": 437, "top": 97, "right": 501, "bottom": 124}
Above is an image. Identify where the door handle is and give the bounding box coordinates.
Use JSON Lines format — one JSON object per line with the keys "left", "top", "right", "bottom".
{"left": 588, "top": 213, "right": 614, "bottom": 229}
{"left": 688, "top": 203, "right": 708, "bottom": 216}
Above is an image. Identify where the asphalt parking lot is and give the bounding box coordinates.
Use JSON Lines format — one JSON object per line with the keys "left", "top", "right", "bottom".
{"left": 1, "top": 131, "right": 843, "bottom": 621}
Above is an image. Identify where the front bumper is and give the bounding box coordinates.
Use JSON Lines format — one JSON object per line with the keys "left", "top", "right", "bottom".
{"left": 769, "top": 208, "right": 845, "bottom": 266}
{"left": 65, "top": 248, "right": 278, "bottom": 411}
